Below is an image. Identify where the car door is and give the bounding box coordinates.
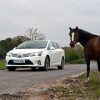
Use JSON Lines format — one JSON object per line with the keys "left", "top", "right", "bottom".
{"left": 56, "top": 43, "right": 63, "bottom": 62}
{"left": 52, "top": 42, "right": 60, "bottom": 63}
{"left": 47, "top": 41, "right": 56, "bottom": 65}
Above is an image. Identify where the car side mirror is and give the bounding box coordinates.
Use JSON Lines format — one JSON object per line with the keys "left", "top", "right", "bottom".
{"left": 50, "top": 47, "right": 55, "bottom": 50}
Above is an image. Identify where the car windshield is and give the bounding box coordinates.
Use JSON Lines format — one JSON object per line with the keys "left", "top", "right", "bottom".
{"left": 16, "top": 41, "right": 48, "bottom": 49}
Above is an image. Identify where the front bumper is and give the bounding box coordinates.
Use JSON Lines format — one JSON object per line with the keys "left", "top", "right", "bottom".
{"left": 6, "top": 56, "right": 45, "bottom": 68}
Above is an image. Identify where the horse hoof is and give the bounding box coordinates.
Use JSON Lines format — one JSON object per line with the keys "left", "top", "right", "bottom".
{"left": 85, "top": 77, "right": 90, "bottom": 84}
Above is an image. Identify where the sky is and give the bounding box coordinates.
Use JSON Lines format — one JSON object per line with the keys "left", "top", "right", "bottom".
{"left": 0, "top": 0, "right": 100, "bottom": 47}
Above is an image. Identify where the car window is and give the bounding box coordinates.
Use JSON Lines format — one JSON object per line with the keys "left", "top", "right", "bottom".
{"left": 56, "top": 43, "right": 61, "bottom": 49}
{"left": 53, "top": 42, "right": 61, "bottom": 49}
{"left": 47, "top": 41, "right": 54, "bottom": 50}
{"left": 53, "top": 42, "right": 58, "bottom": 49}
{"left": 17, "top": 41, "right": 48, "bottom": 49}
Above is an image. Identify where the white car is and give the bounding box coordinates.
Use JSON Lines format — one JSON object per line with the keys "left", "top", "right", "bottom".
{"left": 5, "top": 40, "right": 65, "bottom": 71}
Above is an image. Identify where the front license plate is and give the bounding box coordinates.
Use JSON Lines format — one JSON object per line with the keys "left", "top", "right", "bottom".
{"left": 14, "top": 60, "right": 25, "bottom": 63}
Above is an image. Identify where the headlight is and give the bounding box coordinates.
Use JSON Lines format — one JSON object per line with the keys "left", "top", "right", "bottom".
{"left": 36, "top": 51, "right": 43, "bottom": 56}
{"left": 23, "top": 53, "right": 31, "bottom": 57}
{"left": 30, "top": 51, "right": 43, "bottom": 56}
{"left": 6, "top": 52, "right": 11, "bottom": 57}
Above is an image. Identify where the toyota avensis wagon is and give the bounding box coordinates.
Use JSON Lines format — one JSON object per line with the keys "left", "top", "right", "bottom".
{"left": 5, "top": 40, "right": 65, "bottom": 71}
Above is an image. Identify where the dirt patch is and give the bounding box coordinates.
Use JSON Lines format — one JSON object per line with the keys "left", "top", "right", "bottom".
{"left": 0, "top": 94, "right": 22, "bottom": 100}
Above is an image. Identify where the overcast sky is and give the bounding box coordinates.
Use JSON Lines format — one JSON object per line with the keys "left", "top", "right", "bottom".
{"left": 0, "top": 0, "right": 100, "bottom": 46}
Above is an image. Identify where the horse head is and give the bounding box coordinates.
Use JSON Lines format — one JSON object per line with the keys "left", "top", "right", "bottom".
{"left": 69, "top": 26, "right": 80, "bottom": 47}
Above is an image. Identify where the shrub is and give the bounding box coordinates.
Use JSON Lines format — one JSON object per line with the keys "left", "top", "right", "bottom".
{"left": 65, "top": 49, "right": 79, "bottom": 61}
{"left": 63, "top": 45, "right": 84, "bottom": 63}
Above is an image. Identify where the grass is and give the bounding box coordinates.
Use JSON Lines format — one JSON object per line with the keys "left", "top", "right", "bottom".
{"left": 68, "top": 59, "right": 86, "bottom": 64}
{"left": 81, "top": 72, "right": 100, "bottom": 98}
{"left": 41, "top": 71, "right": 100, "bottom": 99}
{"left": 0, "top": 60, "right": 6, "bottom": 70}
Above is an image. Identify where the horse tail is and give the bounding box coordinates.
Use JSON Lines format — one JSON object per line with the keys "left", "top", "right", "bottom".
{"left": 98, "top": 66, "right": 100, "bottom": 72}
{"left": 97, "top": 60, "right": 100, "bottom": 72}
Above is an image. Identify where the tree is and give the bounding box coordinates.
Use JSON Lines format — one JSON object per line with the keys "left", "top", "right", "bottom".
{"left": 0, "top": 36, "right": 26, "bottom": 59}
{"left": 0, "top": 46, "right": 6, "bottom": 59}
{"left": 25, "top": 28, "right": 46, "bottom": 40}
{"left": 13, "top": 36, "right": 28, "bottom": 44}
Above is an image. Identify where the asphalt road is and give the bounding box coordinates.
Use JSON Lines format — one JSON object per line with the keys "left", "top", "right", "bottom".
{"left": 0, "top": 62, "right": 97, "bottom": 95}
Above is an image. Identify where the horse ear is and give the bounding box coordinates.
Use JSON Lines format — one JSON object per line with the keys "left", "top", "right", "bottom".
{"left": 69, "top": 27, "right": 72, "bottom": 31}
{"left": 76, "top": 26, "right": 78, "bottom": 30}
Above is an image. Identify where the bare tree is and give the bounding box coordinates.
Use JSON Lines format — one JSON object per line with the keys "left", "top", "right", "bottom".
{"left": 25, "top": 28, "right": 46, "bottom": 40}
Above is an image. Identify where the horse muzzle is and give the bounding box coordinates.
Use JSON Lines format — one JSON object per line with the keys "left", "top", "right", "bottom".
{"left": 70, "top": 42, "right": 75, "bottom": 47}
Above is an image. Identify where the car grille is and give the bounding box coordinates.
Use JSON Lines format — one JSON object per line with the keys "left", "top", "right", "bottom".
{"left": 11, "top": 53, "right": 31, "bottom": 58}
{"left": 8, "top": 60, "right": 33, "bottom": 65}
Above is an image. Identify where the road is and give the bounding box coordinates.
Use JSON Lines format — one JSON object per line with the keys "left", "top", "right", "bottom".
{"left": 0, "top": 62, "right": 97, "bottom": 95}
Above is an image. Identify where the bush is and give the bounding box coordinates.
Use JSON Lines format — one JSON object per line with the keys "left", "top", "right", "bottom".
{"left": 63, "top": 45, "right": 84, "bottom": 63}
{"left": 65, "top": 49, "right": 79, "bottom": 61}
{"left": 0, "top": 60, "right": 6, "bottom": 70}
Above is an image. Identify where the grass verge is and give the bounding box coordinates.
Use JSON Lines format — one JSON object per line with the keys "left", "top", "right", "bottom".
{"left": 68, "top": 59, "right": 86, "bottom": 64}
{"left": 0, "top": 60, "right": 6, "bottom": 70}
{"left": 41, "top": 71, "right": 100, "bottom": 99}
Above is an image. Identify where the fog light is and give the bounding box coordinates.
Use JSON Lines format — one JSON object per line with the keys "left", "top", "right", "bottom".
{"left": 37, "top": 60, "right": 41, "bottom": 65}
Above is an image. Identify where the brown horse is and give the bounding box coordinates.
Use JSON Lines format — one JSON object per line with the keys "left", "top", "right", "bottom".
{"left": 69, "top": 26, "right": 100, "bottom": 81}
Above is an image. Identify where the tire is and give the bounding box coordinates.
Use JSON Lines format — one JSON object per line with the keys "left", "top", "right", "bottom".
{"left": 43, "top": 56, "right": 50, "bottom": 71}
{"left": 57, "top": 58, "right": 64, "bottom": 69}
{"left": 7, "top": 67, "right": 16, "bottom": 71}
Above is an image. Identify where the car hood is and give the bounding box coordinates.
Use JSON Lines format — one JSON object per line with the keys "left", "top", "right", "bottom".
{"left": 9, "top": 49, "right": 45, "bottom": 54}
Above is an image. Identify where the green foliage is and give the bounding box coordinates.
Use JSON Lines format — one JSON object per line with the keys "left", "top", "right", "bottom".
{"left": 68, "top": 59, "right": 86, "bottom": 64}
{"left": 66, "top": 49, "right": 79, "bottom": 61}
{"left": 75, "top": 44, "right": 84, "bottom": 59}
{"left": 0, "top": 60, "right": 6, "bottom": 70}
{"left": 80, "top": 71, "right": 100, "bottom": 97}
{"left": 0, "top": 46, "right": 6, "bottom": 59}
{"left": 63, "top": 44, "right": 84, "bottom": 63}
{"left": 0, "top": 36, "right": 25, "bottom": 59}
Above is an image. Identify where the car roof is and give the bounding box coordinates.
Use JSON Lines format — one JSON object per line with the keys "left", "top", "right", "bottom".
{"left": 24, "top": 40, "right": 59, "bottom": 44}
{"left": 25, "top": 40, "right": 53, "bottom": 42}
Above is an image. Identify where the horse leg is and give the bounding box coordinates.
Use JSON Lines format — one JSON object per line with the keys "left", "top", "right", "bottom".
{"left": 85, "top": 58, "right": 90, "bottom": 82}
{"left": 97, "top": 60, "right": 100, "bottom": 72}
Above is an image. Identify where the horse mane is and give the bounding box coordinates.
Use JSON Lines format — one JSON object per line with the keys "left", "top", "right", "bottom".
{"left": 78, "top": 29, "right": 98, "bottom": 46}
{"left": 79, "top": 29, "right": 97, "bottom": 38}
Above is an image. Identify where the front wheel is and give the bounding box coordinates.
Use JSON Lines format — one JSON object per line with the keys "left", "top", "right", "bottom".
{"left": 57, "top": 58, "right": 64, "bottom": 69}
{"left": 43, "top": 56, "right": 50, "bottom": 71}
{"left": 7, "top": 67, "right": 16, "bottom": 71}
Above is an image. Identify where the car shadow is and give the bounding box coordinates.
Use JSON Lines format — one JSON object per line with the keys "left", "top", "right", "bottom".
{"left": 9, "top": 68, "right": 59, "bottom": 72}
